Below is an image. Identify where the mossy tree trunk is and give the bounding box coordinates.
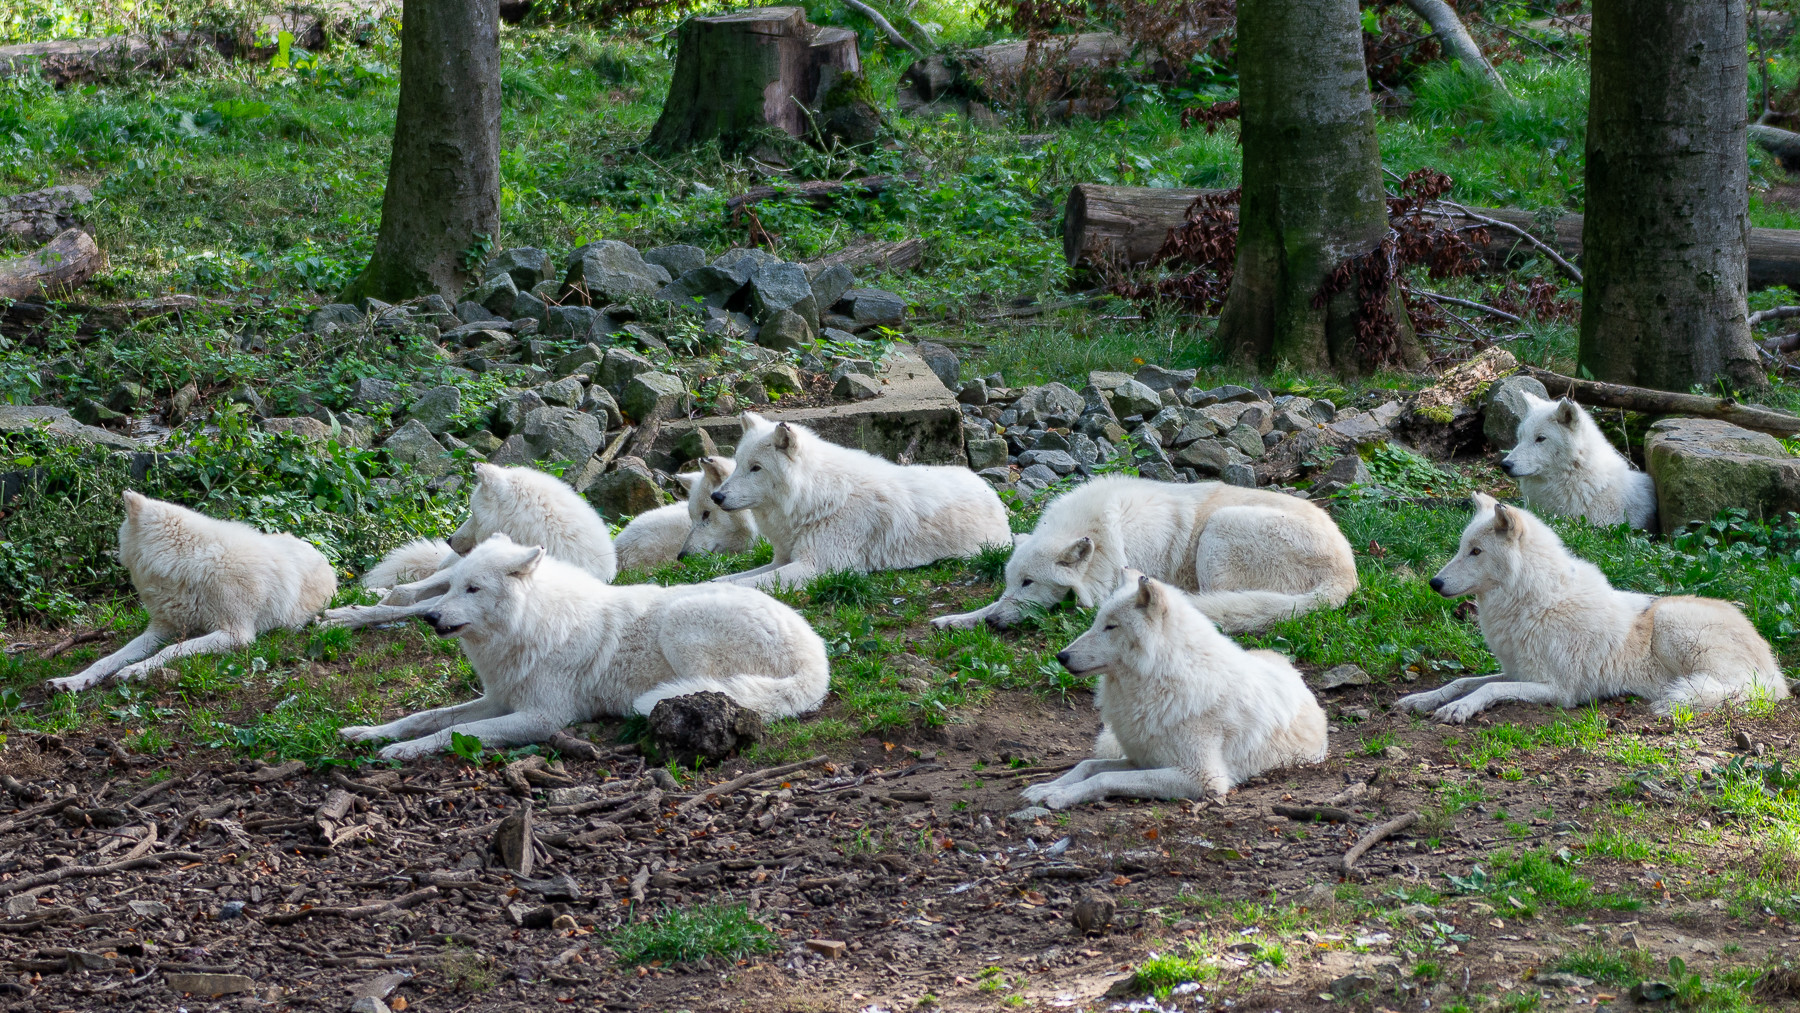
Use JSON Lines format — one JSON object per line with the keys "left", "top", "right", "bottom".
{"left": 1216, "top": 0, "right": 1419, "bottom": 375}
{"left": 1579, "top": 0, "right": 1765, "bottom": 393}
{"left": 340, "top": 0, "right": 501, "bottom": 305}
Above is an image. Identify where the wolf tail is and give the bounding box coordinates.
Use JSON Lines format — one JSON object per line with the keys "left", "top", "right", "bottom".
{"left": 1186, "top": 579, "right": 1356, "bottom": 635}
{"left": 631, "top": 668, "right": 830, "bottom": 720}
{"left": 362, "top": 539, "right": 455, "bottom": 589}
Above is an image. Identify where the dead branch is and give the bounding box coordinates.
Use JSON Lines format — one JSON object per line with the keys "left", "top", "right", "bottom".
{"left": 677, "top": 754, "right": 829, "bottom": 812}
{"left": 1417, "top": 290, "right": 1522, "bottom": 322}
{"left": 262, "top": 885, "right": 440, "bottom": 925}
{"left": 1525, "top": 367, "right": 1800, "bottom": 436}
{"left": 842, "top": 0, "right": 922, "bottom": 55}
{"left": 1399, "top": 0, "right": 1508, "bottom": 92}
{"left": 1342, "top": 811, "right": 1419, "bottom": 872}
{"left": 1272, "top": 805, "right": 1357, "bottom": 823}
{"left": 1431, "top": 202, "right": 1582, "bottom": 283}
{"left": 1750, "top": 305, "right": 1800, "bottom": 328}
{"left": 0, "top": 850, "right": 206, "bottom": 898}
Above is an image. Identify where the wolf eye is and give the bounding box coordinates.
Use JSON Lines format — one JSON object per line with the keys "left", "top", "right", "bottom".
{"left": 701, "top": 510, "right": 711, "bottom": 520}
{"left": 750, "top": 465, "right": 761, "bottom": 472}
{"left": 1535, "top": 435, "right": 1546, "bottom": 442}
{"left": 1103, "top": 624, "right": 1118, "bottom": 631}
{"left": 1020, "top": 579, "right": 1033, "bottom": 587}
{"left": 465, "top": 585, "right": 480, "bottom": 593}
{"left": 1468, "top": 547, "right": 1481, "bottom": 557}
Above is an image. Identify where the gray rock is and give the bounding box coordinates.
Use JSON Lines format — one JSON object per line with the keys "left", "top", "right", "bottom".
{"left": 1222, "top": 462, "right": 1258, "bottom": 487}
{"left": 1070, "top": 432, "right": 1101, "bottom": 466}
{"left": 757, "top": 364, "right": 805, "bottom": 395}
{"left": 565, "top": 240, "right": 668, "bottom": 303}
{"left": 1173, "top": 417, "right": 1219, "bottom": 446}
{"left": 808, "top": 263, "right": 856, "bottom": 311}
{"left": 1484, "top": 374, "right": 1549, "bottom": 450}
{"left": 1134, "top": 364, "right": 1197, "bottom": 392}
{"left": 259, "top": 417, "right": 332, "bottom": 440}
{"left": 658, "top": 265, "right": 749, "bottom": 310}
{"left": 350, "top": 378, "right": 401, "bottom": 413}
{"left": 621, "top": 371, "right": 692, "bottom": 423}
{"left": 1019, "top": 448, "right": 1077, "bottom": 474}
{"left": 1273, "top": 409, "right": 1314, "bottom": 434}
{"left": 456, "top": 300, "right": 505, "bottom": 325}
{"left": 487, "top": 434, "right": 533, "bottom": 466}
{"left": 674, "top": 426, "right": 717, "bottom": 464}
{"left": 165, "top": 971, "right": 257, "bottom": 996}
{"left": 1329, "top": 972, "right": 1378, "bottom": 1000}
{"left": 537, "top": 376, "right": 585, "bottom": 408}
{"left": 1008, "top": 806, "right": 1053, "bottom": 821}
{"left": 977, "top": 466, "right": 1014, "bottom": 485}
{"left": 1223, "top": 423, "right": 1265, "bottom": 459}
{"left": 1310, "top": 453, "right": 1370, "bottom": 497}
{"left": 734, "top": 378, "right": 770, "bottom": 405}
{"left": 1646, "top": 417, "right": 1800, "bottom": 531}
{"left": 598, "top": 348, "right": 657, "bottom": 398}
{"left": 544, "top": 305, "right": 610, "bottom": 342}
{"left": 0, "top": 404, "right": 139, "bottom": 451}
{"left": 107, "top": 381, "right": 150, "bottom": 412}
{"left": 306, "top": 303, "right": 363, "bottom": 333}
{"left": 1014, "top": 382, "right": 1084, "bottom": 424}
{"left": 579, "top": 385, "right": 623, "bottom": 429}
{"left": 837, "top": 287, "right": 906, "bottom": 325}
{"left": 406, "top": 385, "right": 463, "bottom": 434}
{"left": 511, "top": 289, "right": 548, "bottom": 323}
{"left": 491, "top": 390, "right": 546, "bottom": 437}
{"left": 1310, "top": 664, "right": 1370, "bottom": 689}
{"left": 487, "top": 247, "right": 553, "bottom": 290}
{"left": 748, "top": 262, "right": 819, "bottom": 327}
{"left": 522, "top": 406, "right": 603, "bottom": 464}
{"left": 381, "top": 419, "right": 455, "bottom": 476}
{"left": 465, "top": 430, "right": 504, "bottom": 455}
{"left": 555, "top": 342, "right": 606, "bottom": 376}
{"left": 713, "top": 247, "right": 780, "bottom": 275}
{"left": 966, "top": 436, "right": 1009, "bottom": 470}
{"left": 914, "top": 341, "right": 960, "bottom": 390}
{"left": 834, "top": 373, "right": 881, "bottom": 400}
{"left": 1087, "top": 370, "right": 1133, "bottom": 392}
{"left": 585, "top": 457, "right": 669, "bottom": 518}
{"left": 1328, "top": 408, "right": 1397, "bottom": 444}
{"left": 72, "top": 398, "right": 124, "bottom": 427}
{"left": 1033, "top": 430, "right": 1070, "bottom": 451}
{"left": 1107, "top": 379, "right": 1162, "bottom": 419}
{"left": 646, "top": 690, "right": 762, "bottom": 767}
{"left": 1236, "top": 404, "right": 1271, "bottom": 435}
{"left": 828, "top": 358, "right": 877, "bottom": 384}
{"left": 1208, "top": 384, "right": 1262, "bottom": 404}
{"left": 470, "top": 272, "right": 519, "bottom": 317}
{"left": 1018, "top": 463, "right": 1061, "bottom": 488}
{"left": 1534, "top": 972, "right": 1594, "bottom": 990}
{"left": 1138, "top": 461, "right": 1178, "bottom": 482}
{"left": 642, "top": 244, "right": 708, "bottom": 279}
{"left": 756, "top": 308, "right": 814, "bottom": 351}
{"left": 1173, "top": 439, "right": 1231, "bottom": 475}
{"left": 227, "top": 384, "right": 268, "bottom": 417}
{"left": 957, "top": 379, "right": 989, "bottom": 406}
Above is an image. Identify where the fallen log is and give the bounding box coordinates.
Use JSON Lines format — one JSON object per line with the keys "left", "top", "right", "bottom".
{"left": 1, "top": 185, "right": 93, "bottom": 248}
{"left": 1524, "top": 367, "right": 1800, "bottom": 436}
{"left": 0, "top": 230, "right": 104, "bottom": 302}
{"left": 804, "top": 236, "right": 924, "bottom": 274}
{"left": 1399, "top": 0, "right": 1507, "bottom": 93}
{"left": 726, "top": 174, "right": 916, "bottom": 212}
{"left": 1062, "top": 184, "right": 1800, "bottom": 290}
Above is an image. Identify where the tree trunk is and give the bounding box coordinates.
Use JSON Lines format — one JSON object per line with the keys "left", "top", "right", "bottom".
{"left": 1063, "top": 183, "right": 1800, "bottom": 290}
{"left": 1580, "top": 0, "right": 1765, "bottom": 392}
{"left": 0, "top": 230, "right": 104, "bottom": 302}
{"left": 648, "top": 7, "right": 863, "bottom": 152}
{"left": 1216, "top": 0, "right": 1419, "bottom": 374}
{"left": 339, "top": 0, "right": 501, "bottom": 305}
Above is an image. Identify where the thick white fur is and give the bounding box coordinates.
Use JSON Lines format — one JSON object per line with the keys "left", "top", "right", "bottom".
{"left": 1022, "top": 571, "right": 1327, "bottom": 808}
{"left": 709, "top": 412, "right": 1011, "bottom": 588}
{"left": 1398, "top": 494, "right": 1787, "bottom": 723}
{"left": 327, "top": 534, "right": 829, "bottom": 760}
{"left": 1502, "top": 394, "right": 1656, "bottom": 530}
{"left": 935, "top": 475, "right": 1357, "bottom": 634}
{"left": 49, "top": 492, "right": 336, "bottom": 692}
{"left": 612, "top": 457, "right": 759, "bottom": 570}
{"left": 363, "top": 463, "right": 616, "bottom": 598}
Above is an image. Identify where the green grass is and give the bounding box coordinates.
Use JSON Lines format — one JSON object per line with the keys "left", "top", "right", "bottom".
{"left": 1133, "top": 949, "right": 1215, "bottom": 994}
{"left": 605, "top": 902, "right": 777, "bottom": 965}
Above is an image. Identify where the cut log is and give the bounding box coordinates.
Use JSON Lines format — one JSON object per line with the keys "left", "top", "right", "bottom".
{"left": 0, "top": 230, "right": 104, "bottom": 302}
{"left": 1062, "top": 183, "right": 1800, "bottom": 290}
{"left": 0, "top": 14, "right": 323, "bottom": 84}
{"left": 649, "top": 7, "right": 870, "bottom": 152}
{"left": 1, "top": 185, "right": 93, "bottom": 248}
{"left": 1525, "top": 367, "right": 1800, "bottom": 436}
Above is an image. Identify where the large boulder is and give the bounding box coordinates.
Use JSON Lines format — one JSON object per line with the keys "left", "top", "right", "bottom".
{"left": 1013, "top": 382, "right": 1084, "bottom": 424}
{"left": 381, "top": 419, "right": 456, "bottom": 476}
{"left": 487, "top": 248, "right": 553, "bottom": 290}
{"left": 564, "top": 241, "right": 669, "bottom": 303}
{"left": 914, "top": 341, "right": 960, "bottom": 391}
{"left": 1646, "top": 417, "right": 1800, "bottom": 531}
{"left": 808, "top": 263, "right": 855, "bottom": 311}
{"left": 1483, "top": 375, "right": 1549, "bottom": 450}
{"left": 622, "top": 371, "right": 692, "bottom": 423}
{"left": 748, "top": 262, "right": 819, "bottom": 328}
{"left": 657, "top": 265, "right": 750, "bottom": 309}
{"left": 756, "top": 309, "right": 814, "bottom": 351}
{"left": 405, "top": 385, "right": 463, "bottom": 435}
{"left": 521, "top": 406, "right": 604, "bottom": 465}
{"left": 645, "top": 691, "right": 762, "bottom": 767}
{"left": 585, "top": 457, "right": 669, "bottom": 518}
{"left": 0, "top": 404, "right": 139, "bottom": 451}
{"left": 469, "top": 273, "right": 518, "bottom": 318}
{"left": 544, "top": 305, "right": 613, "bottom": 342}
{"left": 836, "top": 287, "right": 906, "bottom": 326}
{"left": 643, "top": 244, "right": 708, "bottom": 278}
{"left": 597, "top": 348, "right": 657, "bottom": 399}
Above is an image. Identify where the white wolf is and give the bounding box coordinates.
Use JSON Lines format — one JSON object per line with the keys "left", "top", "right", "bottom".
{"left": 326, "top": 534, "right": 830, "bottom": 760}
{"left": 49, "top": 492, "right": 336, "bottom": 693}
{"left": 1398, "top": 493, "right": 1786, "bottom": 723}
{"left": 708, "top": 412, "right": 1011, "bottom": 588}
{"left": 935, "top": 475, "right": 1357, "bottom": 634}
{"left": 611, "top": 456, "right": 759, "bottom": 571}
{"left": 1502, "top": 394, "right": 1656, "bottom": 530}
{"left": 1021, "top": 571, "right": 1327, "bottom": 808}
{"left": 362, "top": 463, "right": 617, "bottom": 593}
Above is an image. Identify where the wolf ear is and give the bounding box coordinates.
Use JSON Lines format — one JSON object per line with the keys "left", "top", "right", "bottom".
{"left": 673, "top": 471, "right": 700, "bottom": 493}
{"left": 1057, "top": 536, "right": 1094, "bottom": 567}
{"left": 1012, "top": 531, "right": 1030, "bottom": 548}
{"left": 508, "top": 545, "right": 546, "bottom": 577}
{"left": 773, "top": 422, "right": 796, "bottom": 454}
{"left": 739, "top": 411, "right": 769, "bottom": 434}
{"left": 1134, "top": 575, "right": 1166, "bottom": 615}
{"left": 700, "top": 455, "right": 732, "bottom": 485}
{"left": 1492, "top": 502, "right": 1519, "bottom": 537}
{"left": 122, "top": 490, "right": 147, "bottom": 519}
{"left": 474, "top": 462, "right": 504, "bottom": 485}
{"left": 1470, "top": 491, "right": 1497, "bottom": 512}
{"left": 1553, "top": 399, "right": 1581, "bottom": 426}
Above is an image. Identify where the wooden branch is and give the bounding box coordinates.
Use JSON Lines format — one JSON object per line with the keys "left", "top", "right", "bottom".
{"left": 262, "top": 886, "right": 440, "bottom": 925}
{"left": 1751, "top": 124, "right": 1800, "bottom": 171}
{"left": 1342, "top": 811, "right": 1419, "bottom": 872}
{"left": 548, "top": 729, "right": 607, "bottom": 762}
{"left": 0, "top": 229, "right": 104, "bottom": 301}
{"left": 1399, "top": 0, "right": 1508, "bottom": 92}
{"left": 1430, "top": 201, "right": 1583, "bottom": 283}
{"left": 1418, "top": 290, "right": 1522, "bottom": 323}
{"left": 1525, "top": 367, "right": 1800, "bottom": 436}
{"left": 1761, "top": 332, "right": 1800, "bottom": 355}
{"left": 1750, "top": 305, "right": 1800, "bottom": 327}
{"left": 805, "top": 236, "right": 924, "bottom": 274}
{"left": 0, "top": 851, "right": 205, "bottom": 898}
{"left": 843, "top": 0, "right": 922, "bottom": 55}
{"left": 677, "top": 754, "right": 829, "bottom": 812}
{"left": 726, "top": 174, "right": 916, "bottom": 212}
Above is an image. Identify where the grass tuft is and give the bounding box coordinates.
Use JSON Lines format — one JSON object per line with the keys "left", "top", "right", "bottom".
{"left": 606, "top": 902, "right": 777, "bottom": 965}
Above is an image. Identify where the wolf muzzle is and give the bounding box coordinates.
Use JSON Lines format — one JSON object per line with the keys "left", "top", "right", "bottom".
{"left": 420, "top": 611, "right": 468, "bottom": 636}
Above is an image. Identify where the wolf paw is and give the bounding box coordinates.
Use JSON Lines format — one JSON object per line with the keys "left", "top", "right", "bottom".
{"left": 1432, "top": 698, "right": 1486, "bottom": 724}
{"left": 318, "top": 607, "right": 366, "bottom": 628}
{"left": 338, "top": 725, "right": 385, "bottom": 743}
{"left": 1394, "top": 692, "right": 1440, "bottom": 714}
{"left": 1019, "top": 782, "right": 1058, "bottom": 805}
{"left": 46, "top": 674, "right": 99, "bottom": 694}
{"left": 377, "top": 739, "right": 436, "bottom": 761}
{"left": 931, "top": 612, "right": 982, "bottom": 630}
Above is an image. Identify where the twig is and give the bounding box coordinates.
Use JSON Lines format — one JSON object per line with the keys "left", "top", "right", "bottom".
{"left": 548, "top": 730, "right": 607, "bottom": 762}
{"left": 0, "top": 851, "right": 206, "bottom": 898}
{"left": 0, "top": 796, "right": 80, "bottom": 835}
{"left": 981, "top": 761, "right": 1081, "bottom": 780}
{"left": 1431, "top": 201, "right": 1583, "bottom": 283}
{"left": 677, "top": 755, "right": 829, "bottom": 813}
{"left": 1342, "top": 811, "right": 1419, "bottom": 873}
{"left": 41, "top": 630, "right": 106, "bottom": 659}
{"left": 842, "top": 0, "right": 922, "bottom": 55}
{"left": 1480, "top": 17, "right": 1570, "bottom": 62}
{"left": 125, "top": 773, "right": 189, "bottom": 809}
{"left": 262, "top": 886, "right": 440, "bottom": 926}
{"left": 1272, "top": 805, "right": 1357, "bottom": 823}
{"left": 1417, "top": 290, "right": 1522, "bottom": 323}
{"left": 1750, "top": 306, "right": 1800, "bottom": 328}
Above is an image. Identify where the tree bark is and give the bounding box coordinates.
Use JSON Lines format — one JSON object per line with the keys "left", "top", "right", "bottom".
{"left": 1399, "top": 0, "right": 1508, "bottom": 92}
{"left": 648, "top": 7, "right": 862, "bottom": 152}
{"left": 1063, "top": 183, "right": 1800, "bottom": 290}
{"left": 1581, "top": 0, "right": 1765, "bottom": 392}
{"left": 340, "top": 0, "right": 501, "bottom": 305}
{"left": 1215, "top": 0, "right": 1419, "bottom": 374}
{"left": 0, "top": 230, "right": 104, "bottom": 301}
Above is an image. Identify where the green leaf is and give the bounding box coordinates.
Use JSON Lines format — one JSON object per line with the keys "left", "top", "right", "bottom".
{"left": 449, "top": 730, "right": 485, "bottom": 762}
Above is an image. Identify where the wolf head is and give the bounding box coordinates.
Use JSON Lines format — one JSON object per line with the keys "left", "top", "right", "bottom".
{"left": 1430, "top": 492, "right": 1533, "bottom": 598}
{"left": 448, "top": 463, "right": 512, "bottom": 555}
{"left": 1501, "top": 395, "right": 1594, "bottom": 478}
{"left": 678, "top": 456, "right": 758, "bottom": 558}
{"left": 976, "top": 530, "right": 1108, "bottom": 628}
{"left": 1055, "top": 570, "right": 1169, "bottom": 676}
{"left": 417, "top": 533, "right": 545, "bottom": 640}
{"left": 711, "top": 412, "right": 805, "bottom": 513}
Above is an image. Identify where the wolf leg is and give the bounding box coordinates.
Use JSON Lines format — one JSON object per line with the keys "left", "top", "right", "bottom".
{"left": 340, "top": 694, "right": 511, "bottom": 745}
{"left": 319, "top": 598, "right": 443, "bottom": 629}
{"left": 1396, "top": 674, "right": 1510, "bottom": 713}
{"left": 931, "top": 600, "right": 1002, "bottom": 630}
{"left": 111, "top": 629, "right": 256, "bottom": 682}
{"left": 1431, "top": 680, "right": 1562, "bottom": 723}
{"left": 1032, "top": 767, "right": 1204, "bottom": 808}
{"left": 375, "top": 709, "right": 563, "bottom": 761}
{"left": 1020, "top": 758, "right": 1136, "bottom": 804}
{"left": 733, "top": 560, "right": 818, "bottom": 590}
{"left": 47, "top": 629, "right": 167, "bottom": 692}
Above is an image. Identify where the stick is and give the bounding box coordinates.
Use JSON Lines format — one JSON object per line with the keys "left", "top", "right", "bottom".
{"left": 262, "top": 886, "right": 440, "bottom": 925}
{"left": 0, "top": 851, "right": 206, "bottom": 898}
{"left": 40, "top": 630, "right": 106, "bottom": 659}
{"left": 1525, "top": 367, "right": 1800, "bottom": 436}
{"left": 841, "top": 0, "right": 922, "bottom": 55}
{"left": 1761, "top": 332, "right": 1800, "bottom": 355}
{"left": 1431, "top": 202, "right": 1583, "bottom": 283}
{"left": 1749, "top": 305, "right": 1800, "bottom": 327}
{"left": 124, "top": 773, "right": 188, "bottom": 809}
{"left": 677, "top": 755, "right": 829, "bottom": 813}
{"left": 1417, "top": 290, "right": 1522, "bottom": 323}
{"left": 1273, "top": 805, "right": 1357, "bottom": 823}
{"left": 1342, "top": 811, "right": 1419, "bottom": 873}
{"left": 548, "top": 730, "right": 607, "bottom": 762}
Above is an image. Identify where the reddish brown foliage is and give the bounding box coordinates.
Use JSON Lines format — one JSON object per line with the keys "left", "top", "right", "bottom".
{"left": 1112, "top": 189, "right": 1241, "bottom": 314}
{"left": 1180, "top": 99, "right": 1240, "bottom": 133}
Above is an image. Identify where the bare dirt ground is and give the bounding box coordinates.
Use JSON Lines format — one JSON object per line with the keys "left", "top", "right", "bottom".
{"left": 1, "top": 659, "right": 1796, "bottom": 1013}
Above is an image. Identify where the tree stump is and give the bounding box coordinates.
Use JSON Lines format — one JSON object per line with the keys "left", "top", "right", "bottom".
{"left": 649, "top": 6, "right": 873, "bottom": 152}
